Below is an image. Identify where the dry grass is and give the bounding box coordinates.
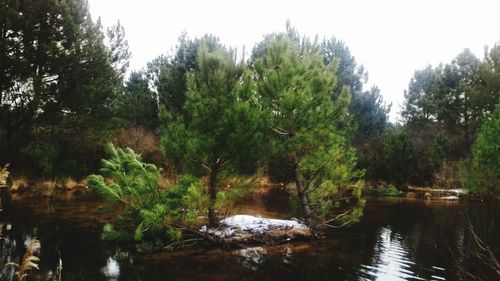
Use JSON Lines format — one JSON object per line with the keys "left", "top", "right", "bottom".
{"left": 63, "top": 178, "right": 78, "bottom": 190}
{"left": 0, "top": 164, "right": 9, "bottom": 186}
{"left": 113, "top": 127, "right": 177, "bottom": 177}
{"left": 10, "top": 177, "right": 29, "bottom": 192}
{"left": 8, "top": 177, "right": 90, "bottom": 200}
{"left": 6, "top": 239, "right": 41, "bottom": 281}
{"left": 38, "top": 181, "right": 58, "bottom": 197}
{"left": 158, "top": 174, "right": 174, "bottom": 189}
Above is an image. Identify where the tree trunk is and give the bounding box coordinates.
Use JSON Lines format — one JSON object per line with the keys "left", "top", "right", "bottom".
{"left": 293, "top": 165, "right": 312, "bottom": 225}
{"left": 207, "top": 165, "right": 219, "bottom": 227}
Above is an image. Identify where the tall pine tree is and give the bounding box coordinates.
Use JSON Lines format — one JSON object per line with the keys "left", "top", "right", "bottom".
{"left": 160, "top": 46, "right": 263, "bottom": 226}
{"left": 254, "top": 34, "right": 364, "bottom": 225}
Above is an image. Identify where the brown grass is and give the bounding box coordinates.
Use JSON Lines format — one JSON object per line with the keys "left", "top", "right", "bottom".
{"left": 10, "top": 177, "right": 29, "bottom": 192}
{"left": 6, "top": 239, "right": 41, "bottom": 281}
{"left": 63, "top": 178, "right": 78, "bottom": 190}
{"left": 0, "top": 164, "right": 9, "bottom": 186}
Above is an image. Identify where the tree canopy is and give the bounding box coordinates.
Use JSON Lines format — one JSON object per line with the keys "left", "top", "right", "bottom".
{"left": 160, "top": 45, "right": 263, "bottom": 225}
{"left": 253, "top": 34, "right": 364, "bottom": 225}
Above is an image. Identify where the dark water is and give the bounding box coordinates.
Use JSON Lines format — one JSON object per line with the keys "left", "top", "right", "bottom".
{"left": 0, "top": 195, "right": 498, "bottom": 281}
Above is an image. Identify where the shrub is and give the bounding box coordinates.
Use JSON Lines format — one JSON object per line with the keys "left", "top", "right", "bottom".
{"left": 22, "top": 143, "right": 60, "bottom": 178}
{"left": 433, "top": 160, "right": 464, "bottom": 190}
{"left": 371, "top": 185, "right": 404, "bottom": 197}
{"left": 466, "top": 108, "right": 500, "bottom": 199}
{"left": 88, "top": 144, "right": 208, "bottom": 251}
{"left": 113, "top": 127, "right": 176, "bottom": 177}
{"left": 384, "top": 131, "right": 415, "bottom": 187}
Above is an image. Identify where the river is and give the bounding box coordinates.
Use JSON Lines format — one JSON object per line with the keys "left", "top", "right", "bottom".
{"left": 0, "top": 194, "right": 498, "bottom": 280}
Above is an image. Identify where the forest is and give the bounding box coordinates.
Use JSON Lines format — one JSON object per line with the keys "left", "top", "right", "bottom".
{"left": 0, "top": 0, "right": 499, "bottom": 280}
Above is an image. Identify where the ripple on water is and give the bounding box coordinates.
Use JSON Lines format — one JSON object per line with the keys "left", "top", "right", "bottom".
{"left": 358, "top": 227, "right": 446, "bottom": 281}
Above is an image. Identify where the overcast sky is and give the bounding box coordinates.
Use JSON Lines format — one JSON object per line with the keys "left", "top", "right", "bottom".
{"left": 88, "top": 0, "right": 500, "bottom": 121}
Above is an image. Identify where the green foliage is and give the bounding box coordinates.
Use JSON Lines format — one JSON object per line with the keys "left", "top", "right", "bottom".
{"left": 253, "top": 30, "right": 365, "bottom": 225}
{"left": 157, "top": 33, "right": 223, "bottom": 119}
{"left": 431, "top": 134, "right": 447, "bottom": 170}
{"left": 115, "top": 72, "right": 159, "bottom": 130}
{"left": 0, "top": 0, "right": 125, "bottom": 175}
{"left": 466, "top": 107, "right": 500, "bottom": 198}
{"left": 106, "top": 20, "right": 131, "bottom": 79}
{"left": 371, "top": 185, "right": 404, "bottom": 197}
{"left": 88, "top": 144, "right": 209, "bottom": 251}
{"left": 321, "top": 37, "right": 390, "bottom": 141}
{"left": 214, "top": 177, "right": 253, "bottom": 213}
{"left": 355, "top": 135, "right": 387, "bottom": 182}
{"left": 161, "top": 46, "right": 263, "bottom": 172}
{"left": 22, "top": 143, "right": 60, "bottom": 178}
{"left": 434, "top": 160, "right": 465, "bottom": 190}
{"left": 384, "top": 131, "right": 415, "bottom": 187}
{"left": 160, "top": 45, "right": 264, "bottom": 225}
{"left": 402, "top": 48, "right": 499, "bottom": 159}
{"left": 349, "top": 86, "right": 391, "bottom": 141}
{"left": 101, "top": 223, "right": 132, "bottom": 241}
{"left": 88, "top": 144, "right": 161, "bottom": 208}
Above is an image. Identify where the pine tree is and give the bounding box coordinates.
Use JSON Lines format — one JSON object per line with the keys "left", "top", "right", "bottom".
{"left": 88, "top": 144, "right": 209, "bottom": 251}
{"left": 253, "top": 35, "right": 364, "bottom": 226}
{"left": 106, "top": 20, "right": 131, "bottom": 79}
{"left": 116, "top": 71, "right": 158, "bottom": 129}
{"left": 383, "top": 131, "right": 416, "bottom": 187}
{"left": 467, "top": 106, "right": 500, "bottom": 199}
{"left": 160, "top": 46, "right": 263, "bottom": 226}
{"left": 157, "top": 33, "right": 222, "bottom": 120}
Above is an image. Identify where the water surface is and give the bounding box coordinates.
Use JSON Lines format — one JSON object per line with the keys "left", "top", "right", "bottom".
{"left": 0, "top": 195, "right": 498, "bottom": 280}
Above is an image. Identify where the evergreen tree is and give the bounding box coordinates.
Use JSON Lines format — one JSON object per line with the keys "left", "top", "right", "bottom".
{"left": 116, "top": 71, "right": 158, "bottom": 129}
{"left": 402, "top": 65, "right": 441, "bottom": 127}
{"left": 54, "top": 1, "right": 120, "bottom": 129}
{"left": 349, "top": 86, "right": 391, "bottom": 141}
{"left": 157, "top": 33, "right": 222, "bottom": 119}
{"left": 0, "top": 0, "right": 126, "bottom": 174}
{"left": 402, "top": 49, "right": 497, "bottom": 155}
{"left": 160, "top": 46, "right": 263, "bottom": 226}
{"left": 321, "top": 37, "right": 390, "bottom": 141}
{"left": 254, "top": 35, "right": 364, "bottom": 225}
{"left": 384, "top": 131, "right": 415, "bottom": 187}
{"left": 466, "top": 106, "right": 500, "bottom": 198}
{"left": 0, "top": 0, "right": 69, "bottom": 160}
{"left": 106, "top": 20, "right": 131, "bottom": 80}
{"left": 88, "top": 144, "right": 209, "bottom": 251}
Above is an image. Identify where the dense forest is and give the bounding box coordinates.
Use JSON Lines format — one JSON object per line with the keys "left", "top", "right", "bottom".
{"left": 0, "top": 0, "right": 499, "bottom": 280}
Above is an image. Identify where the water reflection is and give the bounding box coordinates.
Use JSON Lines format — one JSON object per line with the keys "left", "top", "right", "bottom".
{"left": 0, "top": 197, "right": 497, "bottom": 281}
{"left": 282, "top": 247, "right": 294, "bottom": 265}
{"left": 102, "top": 257, "right": 120, "bottom": 280}
{"left": 236, "top": 247, "right": 267, "bottom": 271}
{"left": 360, "top": 227, "right": 428, "bottom": 280}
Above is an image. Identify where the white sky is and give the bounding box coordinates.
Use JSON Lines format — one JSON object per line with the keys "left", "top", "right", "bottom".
{"left": 88, "top": 0, "right": 500, "bottom": 121}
